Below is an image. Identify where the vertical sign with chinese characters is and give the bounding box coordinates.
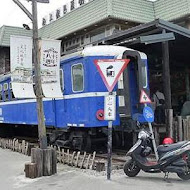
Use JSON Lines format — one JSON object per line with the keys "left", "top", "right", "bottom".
{"left": 39, "top": 39, "right": 63, "bottom": 98}
{"left": 10, "top": 35, "right": 36, "bottom": 98}
{"left": 104, "top": 95, "right": 116, "bottom": 121}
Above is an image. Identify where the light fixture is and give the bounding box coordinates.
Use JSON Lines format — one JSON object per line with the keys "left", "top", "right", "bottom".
{"left": 23, "top": 24, "right": 31, "bottom": 30}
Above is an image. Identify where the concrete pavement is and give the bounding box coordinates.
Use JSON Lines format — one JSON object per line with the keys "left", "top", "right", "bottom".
{"left": 0, "top": 148, "right": 189, "bottom": 190}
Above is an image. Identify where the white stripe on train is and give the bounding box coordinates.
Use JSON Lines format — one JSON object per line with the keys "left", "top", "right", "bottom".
{"left": 0, "top": 91, "right": 116, "bottom": 106}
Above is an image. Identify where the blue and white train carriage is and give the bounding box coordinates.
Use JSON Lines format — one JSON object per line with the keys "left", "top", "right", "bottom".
{"left": 0, "top": 45, "right": 149, "bottom": 150}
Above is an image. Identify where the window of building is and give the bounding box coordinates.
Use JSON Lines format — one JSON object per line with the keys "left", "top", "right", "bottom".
{"left": 72, "top": 64, "right": 84, "bottom": 92}
{"left": 81, "top": 36, "right": 84, "bottom": 45}
{"left": 61, "top": 41, "right": 65, "bottom": 53}
{"left": 3, "top": 83, "right": 9, "bottom": 101}
{"left": 90, "top": 28, "right": 105, "bottom": 43}
{"left": 0, "top": 84, "right": 2, "bottom": 101}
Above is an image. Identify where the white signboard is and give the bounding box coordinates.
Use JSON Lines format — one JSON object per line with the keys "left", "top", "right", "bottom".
{"left": 40, "top": 39, "right": 63, "bottom": 98}
{"left": 10, "top": 35, "right": 36, "bottom": 98}
{"left": 104, "top": 95, "right": 116, "bottom": 121}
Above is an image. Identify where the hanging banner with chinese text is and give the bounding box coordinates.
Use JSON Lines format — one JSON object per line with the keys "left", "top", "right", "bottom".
{"left": 39, "top": 39, "right": 63, "bottom": 98}
{"left": 10, "top": 35, "right": 36, "bottom": 98}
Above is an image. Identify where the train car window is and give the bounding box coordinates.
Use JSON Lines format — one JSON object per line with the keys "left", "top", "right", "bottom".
{"left": 60, "top": 69, "right": 64, "bottom": 92}
{"left": 72, "top": 63, "right": 84, "bottom": 92}
{"left": 9, "top": 82, "right": 15, "bottom": 100}
{"left": 3, "top": 83, "right": 9, "bottom": 101}
{"left": 0, "top": 84, "right": 2, "bottom": 101}
{"left": 141, "top": 64, "right": 148, "bottom": 88}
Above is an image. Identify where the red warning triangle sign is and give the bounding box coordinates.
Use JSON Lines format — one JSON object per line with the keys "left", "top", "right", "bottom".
{"left": 94, "top": 59, "right": 130, "bottom": 92}
{"left": 140, "top": 90, "right": 152, "bottom": 103}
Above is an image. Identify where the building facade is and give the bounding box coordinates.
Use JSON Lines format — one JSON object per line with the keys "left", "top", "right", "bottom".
{"left": 0, "top": 0, "right": 190, "bottom": 74}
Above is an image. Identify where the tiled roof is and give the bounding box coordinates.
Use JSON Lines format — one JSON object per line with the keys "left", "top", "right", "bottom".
{"left": 0, "top": 25, "right": 32, "bottom": 47}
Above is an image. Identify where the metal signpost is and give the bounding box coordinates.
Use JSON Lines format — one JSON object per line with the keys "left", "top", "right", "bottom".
{"left": 94, "top": 59, "right": 130, "bottom": 180}
{"left": 140, "top": 90, "right": 159, "bottom": 161}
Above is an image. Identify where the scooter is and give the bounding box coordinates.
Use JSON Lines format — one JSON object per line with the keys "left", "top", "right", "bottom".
{"left": 123, "top": 129, "right": 190, "bottom": 180}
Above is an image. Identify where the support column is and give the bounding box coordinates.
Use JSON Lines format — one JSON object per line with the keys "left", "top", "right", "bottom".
{"left": 162, "top": 30, "right": 172, "bottom": 136}
{"left": 185, "top": 67, "right": 190, "bottom": 101}
{"left": 162, "top": 29, "right": 172, "bottom": 109}
{"left": 185, "top": 20, "right": 190, "bottom": 101}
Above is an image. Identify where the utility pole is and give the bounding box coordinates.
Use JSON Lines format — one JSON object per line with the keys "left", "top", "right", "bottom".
{"left": 13, "top": 0, "right": 49, "bottom": 149}
{"left": 32, "top": 0, "right": 47, "bottom": 149}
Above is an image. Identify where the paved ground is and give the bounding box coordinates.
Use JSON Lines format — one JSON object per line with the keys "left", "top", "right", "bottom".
{"left": 0, "top": 148, "right": 190, "bottom": 190}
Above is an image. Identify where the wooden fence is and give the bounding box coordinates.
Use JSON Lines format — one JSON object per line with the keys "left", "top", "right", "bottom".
{"left": 0, "top": 138, "right": 97, "bottom": 170}
{"left": 55, "top": 146, "right": 96, "bottom": 170}
{"left": 172, "top": 116, "right": 190, "bottom": 142}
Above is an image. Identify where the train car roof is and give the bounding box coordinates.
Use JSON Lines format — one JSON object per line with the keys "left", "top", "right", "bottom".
{"left": 61, "top": 45, "right": 147, "bottom": 62}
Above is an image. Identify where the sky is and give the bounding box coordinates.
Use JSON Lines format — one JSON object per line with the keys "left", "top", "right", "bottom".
{"left": 0, "top": 0, "right": 157, "bottom": 28}
{"left": 0, "top": 0, "right": 69, "bottom": 28}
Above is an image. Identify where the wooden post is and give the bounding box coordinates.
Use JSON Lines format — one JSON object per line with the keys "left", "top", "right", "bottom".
{"left": 183, "top": 119, "right": 188, "bottom": 141}
{"left": 96, "top": 161, "right": 105, "bottom": 172}
{"left": 80, "top": 152, "right": 86, "bottom": 169}
{"left": 165, "top": 109, "right": 173, "bottom": 138}
{"left": 177, "top": 116, "right": 183, "bottom": 141}
{"left": 52, "top": 149, "right": 57, "bottom": 175}
{"left": 186, "top": 116, "right": 190, "bottom": 140}
{"left": 162, "top": 29, "right": 172, "bottom": 136}
{"left": 25, "top": 163, "right": 37, "bottom": 178}
{"left": 162, "top": 30, "right": 172, "bottom": 109}
{"left": 43, "top": 149, "right": 53, "bottom": 176}
{"left": 32, "top": 0, "right": 47, "bottom": 149}
{"left": 185, "top": 67, "right": 190, "bottom": 101}
{"left": 75, "top": 151, "right": 80, "bottom": 167}
{"left": 61, "top": 149, "right": 65, "bottom": 164}
{"left": 31, "top": 148, "right": 43, "bottom": 177}
{"left": 173, "top": 119, "right": 178, "bottom": 142}
{"left": 169, "top": 109, "right": 173, "bottom": 138}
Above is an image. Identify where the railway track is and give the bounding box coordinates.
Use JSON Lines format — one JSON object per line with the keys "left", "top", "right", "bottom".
{"left": 0, "top": 136, "right": 128, "bottom": 171}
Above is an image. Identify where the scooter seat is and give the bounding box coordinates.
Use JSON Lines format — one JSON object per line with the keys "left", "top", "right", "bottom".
{"left": 157, "top": 141, "right": 187, "bottom": 153}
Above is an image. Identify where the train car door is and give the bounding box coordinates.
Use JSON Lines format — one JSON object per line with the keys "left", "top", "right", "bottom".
{"left": 118, "top": 50, "right": 148, "bottom": 121}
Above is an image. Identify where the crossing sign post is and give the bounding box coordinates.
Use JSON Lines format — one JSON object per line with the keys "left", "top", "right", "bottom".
{"left": 94, "top": 59, "right": 130, "bottom": 180}
{"left": 139, "top": 89, "right": 158, "bottom": 160}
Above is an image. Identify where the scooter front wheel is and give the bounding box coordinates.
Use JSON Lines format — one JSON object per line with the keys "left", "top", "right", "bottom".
{"left": 124, "top": 156, "right": 140, "bottom": 177}
{"left": 177, "top": 171, "right": 190, "bottom": 180}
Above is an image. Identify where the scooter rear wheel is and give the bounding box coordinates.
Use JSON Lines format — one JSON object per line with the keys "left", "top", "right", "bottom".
{"left": 124, "top": 156, "right": 140, "bottom": 177}
{"left": 177, "top": 171, "right": 190, "bottom": 180}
